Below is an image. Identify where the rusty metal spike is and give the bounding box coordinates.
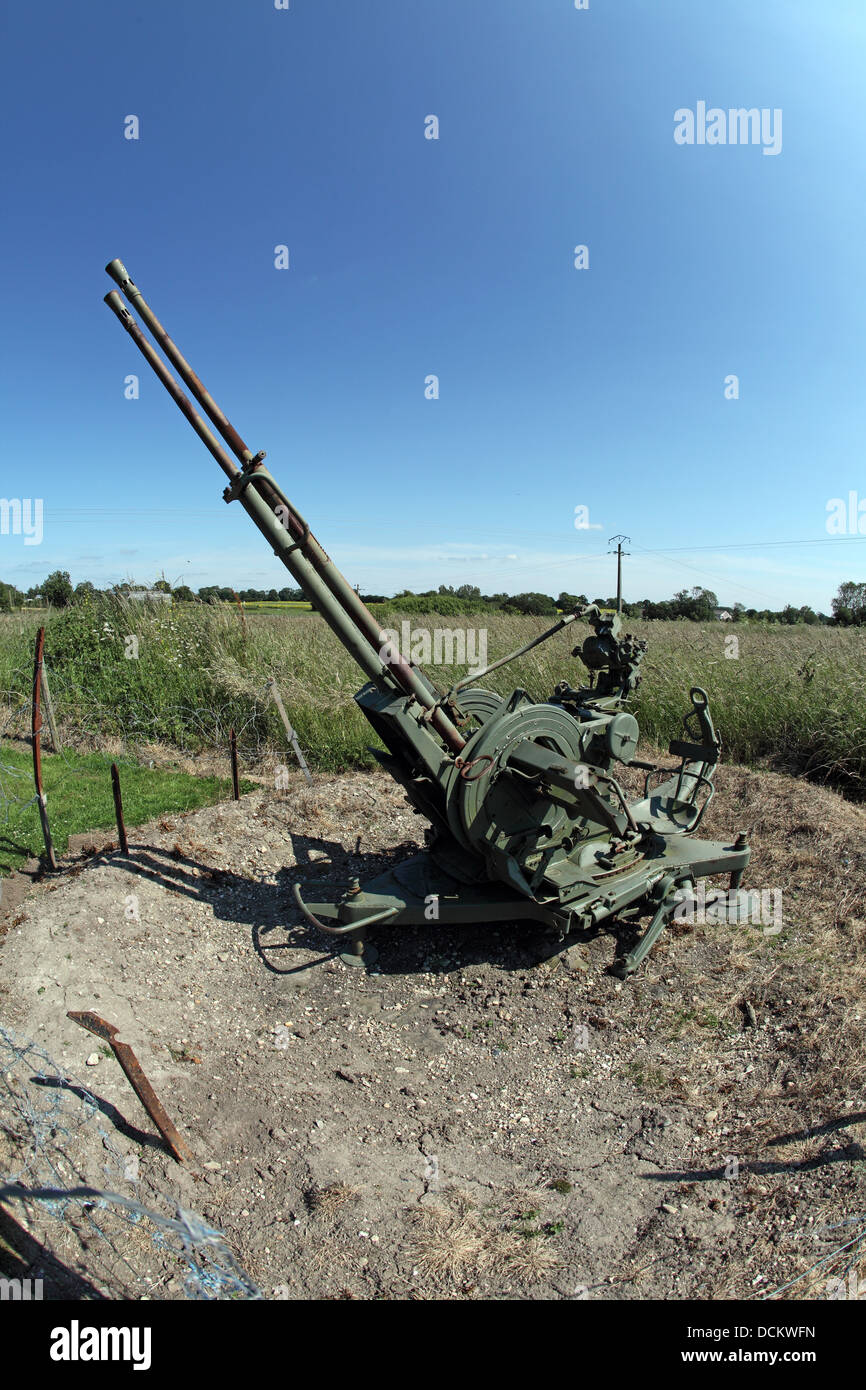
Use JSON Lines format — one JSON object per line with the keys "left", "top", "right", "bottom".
{"left": 67, "top": 1011, "right": 194, "bottom": 1165}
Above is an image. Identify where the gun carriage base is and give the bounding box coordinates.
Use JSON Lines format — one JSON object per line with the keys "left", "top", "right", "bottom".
{"left": 293, "top": 662, "right": 751, "bottom": 976}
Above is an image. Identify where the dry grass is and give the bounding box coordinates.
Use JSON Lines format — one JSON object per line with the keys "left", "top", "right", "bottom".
{"left": 3, "top": 606, "right": 865, "bottom": 787}
{"left": 304, "top": 1182, "right": 362, "bottom": 1224}
{"left": 405, "top": 1189, "right": 559, "bottom": 1286}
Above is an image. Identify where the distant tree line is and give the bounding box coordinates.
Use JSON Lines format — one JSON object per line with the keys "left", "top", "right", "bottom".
{"left": 0, "top": 575, "right": 309, "bottom": 610}
{"left": 372, "top": 584, "right": 842, "bottom": 625}
{"left": 4, "top": 574, "right": 864, "bottom": 625}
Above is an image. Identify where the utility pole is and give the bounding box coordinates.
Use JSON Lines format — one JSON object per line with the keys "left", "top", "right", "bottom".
{"left": 608, "top": 535, "right": 630, "bottom": 614}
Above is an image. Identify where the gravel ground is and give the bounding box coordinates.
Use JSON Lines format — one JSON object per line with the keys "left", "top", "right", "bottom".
{"left": 0, "top": 762, "right": 864, "bottom": 1301}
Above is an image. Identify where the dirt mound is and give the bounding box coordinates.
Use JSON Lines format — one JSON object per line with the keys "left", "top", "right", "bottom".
{"left": 1, "top": 763, "right": 864, "bottom": 1300}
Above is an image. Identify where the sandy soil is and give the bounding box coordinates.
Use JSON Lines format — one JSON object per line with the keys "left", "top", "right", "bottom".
{"left": 0, "top": 762, "right": 864, "bottom": 1301}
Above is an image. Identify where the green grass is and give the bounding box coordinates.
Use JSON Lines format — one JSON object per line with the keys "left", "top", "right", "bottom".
{"left": 0, "top": 746, "right": 250, "bottom": 875}
{"left": 1, "top": 600, "right": 864, "bottom": 795}
{"left": 622, "top": 1060, "right": 670, "bottom": 1091}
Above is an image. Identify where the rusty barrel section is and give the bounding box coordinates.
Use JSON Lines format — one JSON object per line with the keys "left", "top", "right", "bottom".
{"left": 103, "top": 260, "right": 465, "bottom": 754}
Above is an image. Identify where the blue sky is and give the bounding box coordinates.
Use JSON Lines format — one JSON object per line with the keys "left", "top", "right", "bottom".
{"left": 2, "top": 0, "right": 865, "bottom": 611}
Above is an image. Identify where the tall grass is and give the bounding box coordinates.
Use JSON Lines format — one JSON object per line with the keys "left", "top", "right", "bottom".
{"left": 1, "top": 603, "right": 864, "bottom": 795}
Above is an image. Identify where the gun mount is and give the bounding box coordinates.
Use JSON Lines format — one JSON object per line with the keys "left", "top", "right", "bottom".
{"left": 103, "top": 259, "right": 750, "bottom": 975}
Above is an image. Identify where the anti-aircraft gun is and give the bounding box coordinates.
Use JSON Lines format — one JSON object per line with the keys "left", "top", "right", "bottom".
{"left": 103, "top": 259, "right": 750, "bottom": 975}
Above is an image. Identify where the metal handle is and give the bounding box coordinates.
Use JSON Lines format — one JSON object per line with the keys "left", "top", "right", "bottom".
{"left": 292, "top": 883, "right": 398, "bottom": 935}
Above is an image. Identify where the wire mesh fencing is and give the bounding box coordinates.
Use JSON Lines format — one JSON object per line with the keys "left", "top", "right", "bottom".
{"left": 0, "top": 1025, "right": 261, "bottom": 1300}
{"left": 0, "top": 609, "right": 317, "bottom": 879}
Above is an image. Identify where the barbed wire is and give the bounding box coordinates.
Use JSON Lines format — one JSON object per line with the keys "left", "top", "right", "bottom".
{"left": 758, "top": 1215, "right": 866, "bottom": 1301}
{"left": 0, "top": 1025, "right": 261, "bottom": 1300}
{"left": 0, "top": 667, "right": 280, "bottom": 763}
{"left": 0, "top": 652, "right": 305, "bottom": 871}
{"left": 0, "top": 686, "right": 38, "bottom": 822}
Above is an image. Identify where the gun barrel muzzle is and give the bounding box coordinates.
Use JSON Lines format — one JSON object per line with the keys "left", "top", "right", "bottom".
{"left": 105, "top": 258, "right": 139, "bottom": 297}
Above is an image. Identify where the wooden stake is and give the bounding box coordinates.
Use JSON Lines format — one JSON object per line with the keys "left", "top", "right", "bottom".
{"left": 267, "top": 677, "right": 313, "bottom": 784}
{"left": 31, "top": 627, "right": 57, "bottom": 870}
{"left": 231, "top": 588, "right": 248, "bottom": 644}
{"left": 110, "top": 763, "right": 129, "bottom": 854}
{"left": 230, "top": 727, "right": 240, "bottom": 800}
{"left": 39, "top": 658, "right": 62, "bottom": 751}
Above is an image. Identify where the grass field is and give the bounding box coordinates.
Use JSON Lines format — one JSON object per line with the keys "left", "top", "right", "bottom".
{"left": 0, "top": 745, "right": 252, "bottom": 874}
{"left": 1, "top": 600, "right": 864, "bottom": 797}
{"left": 233, "top": 600, "right": 312, "bottom": 612}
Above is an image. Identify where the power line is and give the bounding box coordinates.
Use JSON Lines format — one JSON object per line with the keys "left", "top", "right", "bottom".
{"left": 628, "top": 540, "right": 781, "bottom": 606}
{"left": 634, "top": 534, "right": 866, "bottom": 555}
